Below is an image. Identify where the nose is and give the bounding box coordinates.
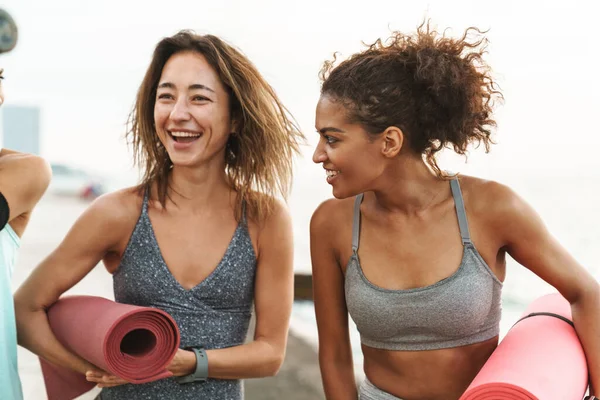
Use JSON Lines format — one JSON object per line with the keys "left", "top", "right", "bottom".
{"left": 312, "top": 139, "right": 327, "bottom": 164}
{"left": 169, "top": 98, "right": 191, "bottom": 122}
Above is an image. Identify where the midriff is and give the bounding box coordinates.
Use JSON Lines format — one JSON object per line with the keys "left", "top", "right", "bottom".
{"left": 362, "top": 335, "right": 498, "bottom": 400}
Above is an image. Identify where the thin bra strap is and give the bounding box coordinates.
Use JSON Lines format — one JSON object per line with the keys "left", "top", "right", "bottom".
{"left": 241, "top": 199, "right": 247, "bottom": 225}
{"left": 449, "top": 179, "right": 472, "bottom": 245}
{"left": 352, "top": 193, "right": 364, "bottom": 254}
{"left": 142, "top": 187, "right": 150, "bottom": 214}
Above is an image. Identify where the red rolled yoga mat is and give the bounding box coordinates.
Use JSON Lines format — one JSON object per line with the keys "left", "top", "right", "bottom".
{"left": 460, "top": 293, "right": 588, "bottom": 400}
{"left": 40, "top": 295, "right": 180, "bottom": 400}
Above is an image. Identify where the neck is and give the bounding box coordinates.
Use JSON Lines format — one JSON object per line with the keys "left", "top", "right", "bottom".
{"left": 165, "top": 162, "right": 232, "bottom": 212}
{"left": 370, "top": 153, "right": 450, "bottom": 215}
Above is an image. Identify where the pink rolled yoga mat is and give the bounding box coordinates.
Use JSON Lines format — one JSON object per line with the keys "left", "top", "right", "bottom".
{"left": 460, "top": 293, "right": 588, "bottom": 400}
{"left": 40, "top": 295, "right": 180, "bottom": 400}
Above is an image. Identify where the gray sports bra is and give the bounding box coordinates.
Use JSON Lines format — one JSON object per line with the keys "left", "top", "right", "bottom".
{"left": 345, "top": 178, "right": 502, "bottom": 351}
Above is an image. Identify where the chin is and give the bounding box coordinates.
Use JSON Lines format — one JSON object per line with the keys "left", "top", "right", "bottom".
{"left": 170, "top": 157, "right": 201, "bottom": 168}
{"left": 331, "top": 186, "right": 358, "bottom": 200}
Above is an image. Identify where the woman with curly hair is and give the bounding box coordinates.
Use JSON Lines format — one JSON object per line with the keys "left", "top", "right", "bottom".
{"left": 15, "top": 31, "right": 304, "bottom": 399}
{"left": 310, "top": 22, "right": 600, "bottom": 399}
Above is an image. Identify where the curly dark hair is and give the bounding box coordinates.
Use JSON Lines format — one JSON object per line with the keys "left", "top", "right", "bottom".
{"left": 320, "top": 21, "right": 503, "bottom": 176}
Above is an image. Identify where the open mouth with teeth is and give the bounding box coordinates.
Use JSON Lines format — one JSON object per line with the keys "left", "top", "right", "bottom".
{"left": 326, "top": 169, "right": 340, "bottom": 182}
{"left": 169, "top": 131, "right": 202, "bottom": 143}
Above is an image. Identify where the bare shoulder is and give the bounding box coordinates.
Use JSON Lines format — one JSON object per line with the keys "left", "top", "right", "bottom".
{"left": 242, "top": 188, "right": 295, "bottom": 229}
{"left": 2, "top": 154, "right": 52, "bottom": 236}
{"left": 310, "top": 197, "right": 356, "bottom": 264}
{"left": 310, "top": 197, "right": 356, "bottom": 281}
{"left": 24, "top": 154, "right": 52, "bottom": 191}
{"left": 0, "top": 152, "right": 52, "bottom": 205}
{"left": 267, "top": 196, "right": 291, "bottom": 221}
{"left": 85, "top": 186, "right": 144, "bottom": 229}
{"left": 459, "top": 175, "right": 523, "bottom": 213}
{"left": 458, "top": 174, "right": 531, "bottom": 225}
{"left": 310, "top": 196, "right": 354, "bottom": 236}
{"left": 256, "top": 195, "right": 292, "bottom": 236}
{"left": 249, "top": 195, "right": 294, "bottom": 265}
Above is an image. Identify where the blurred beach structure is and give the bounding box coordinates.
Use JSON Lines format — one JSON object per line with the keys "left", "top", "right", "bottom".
{"left": 48, "top": 164, "right": 105, "bottom": 200}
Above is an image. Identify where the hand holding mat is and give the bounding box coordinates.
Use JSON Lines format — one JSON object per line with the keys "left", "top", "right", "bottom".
{"left": 460, "top": 293, "right": 588, "bottom": 400}
{"left": 40, "top": 295, "right": 180, "bottom": 400}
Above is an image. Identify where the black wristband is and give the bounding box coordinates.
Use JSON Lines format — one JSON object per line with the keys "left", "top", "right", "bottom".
{"left": 0, "top": 192, "right": 9, "bottom": 231}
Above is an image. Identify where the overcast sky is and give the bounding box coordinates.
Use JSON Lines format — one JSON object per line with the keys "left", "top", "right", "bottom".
{"left": 1, "top": 0, "right": 598, "bottom": 182}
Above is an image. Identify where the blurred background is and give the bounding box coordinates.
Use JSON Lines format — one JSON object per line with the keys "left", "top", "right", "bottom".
{"left": 1, "top": 0, "right": 599, "bottom": 398}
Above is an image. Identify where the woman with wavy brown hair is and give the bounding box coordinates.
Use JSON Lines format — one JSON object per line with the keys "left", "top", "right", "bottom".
{"left": 15, "top": 31, "right": 304, "bottom": 399}
{"left": 310, "top": 22, "right": 600, "bottom": 399}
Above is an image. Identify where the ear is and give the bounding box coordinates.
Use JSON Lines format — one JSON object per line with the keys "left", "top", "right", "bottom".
{"left": 380, "top": 126, "right": 404, "bottom": 158}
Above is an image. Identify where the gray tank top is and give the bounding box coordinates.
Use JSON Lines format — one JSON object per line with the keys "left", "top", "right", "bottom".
{"left": 102, "top": 190, "right": 256, "bottom": 399}
{"left": 345, "top": 178, "right": 502, "bottom": 351}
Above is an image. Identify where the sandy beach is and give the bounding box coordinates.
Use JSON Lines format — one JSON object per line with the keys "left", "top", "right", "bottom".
{"left": 12, "top": 193, "right": 324, "bottom": 400}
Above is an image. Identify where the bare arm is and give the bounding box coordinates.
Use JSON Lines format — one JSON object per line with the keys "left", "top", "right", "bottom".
{"left": 0, "top": 148, "right": 52, "bottom": 236}
{"left": 492, "top": 182, "right": 600, "bottom": 394}
{"left": 311, "top": 200, "right": 357, "bottom": 400}
{"left": 14, "top": 191, "right": 136, "bottom": 375}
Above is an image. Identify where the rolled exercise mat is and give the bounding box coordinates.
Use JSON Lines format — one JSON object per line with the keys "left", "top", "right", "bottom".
{"left": 39, "top": 295, "right": 180, "bottom": 400}
{"left": 460, "top": 293, "right": 588, "bottom": 400}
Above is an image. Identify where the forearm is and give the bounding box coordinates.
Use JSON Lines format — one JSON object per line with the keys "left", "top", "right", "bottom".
{"left": 15, "top": 307, "right": 96, "bottom": 375}
{"left": 320, "top": 360, "right": 358, "bottom": 400}
{"left": 571, "top": 285, "right": 600, "bottom": 394}
{"left": 172, "top": 339, "right": 285, "bottom": 379}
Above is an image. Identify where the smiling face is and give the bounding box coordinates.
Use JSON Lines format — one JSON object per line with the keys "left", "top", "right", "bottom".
{"left": 313, "top": 95, "right": 387, "bottom": 199}
{"left": 154, "top": 51, "right": 234, "bottom": 168}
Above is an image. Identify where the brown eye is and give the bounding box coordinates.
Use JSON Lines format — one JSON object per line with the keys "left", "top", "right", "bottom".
{"left": 325, "top": 135, "right": 338, "bottom": 144}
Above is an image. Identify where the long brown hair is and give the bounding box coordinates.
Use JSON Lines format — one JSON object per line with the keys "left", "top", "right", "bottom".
{"left": 320, "top": 21, "right": 503, "bottom": 177}
{"left": 127, "top": 31, "right": 304, "bottom": 222}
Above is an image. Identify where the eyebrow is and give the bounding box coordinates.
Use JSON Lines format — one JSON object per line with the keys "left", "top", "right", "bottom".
{"left": 317, "top": 127, "right": 345, "bottom": 135}
{"left": 157, "top": 82, "right": 215, "bottom": 93}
